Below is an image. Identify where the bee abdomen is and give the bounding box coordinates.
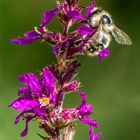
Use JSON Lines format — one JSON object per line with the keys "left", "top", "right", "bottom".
{"left": 85, "top": 41, "right": 98, "bottom": 56}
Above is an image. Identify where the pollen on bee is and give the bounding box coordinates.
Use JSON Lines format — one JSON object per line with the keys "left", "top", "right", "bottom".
{"left": 39, "top": 97, "right": 50, "bottom": 107}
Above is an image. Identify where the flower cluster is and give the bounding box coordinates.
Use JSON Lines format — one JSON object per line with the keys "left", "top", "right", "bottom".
{"left": 9, "top": 0, "right": 107, "bottom": 140}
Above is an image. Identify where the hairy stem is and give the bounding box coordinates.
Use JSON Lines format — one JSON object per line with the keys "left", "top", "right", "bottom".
{"left": 63, "top": 125, "right": 75, "bottom": 140}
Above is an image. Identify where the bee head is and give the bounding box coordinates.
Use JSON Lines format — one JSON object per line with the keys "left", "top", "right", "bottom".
{"left": 101, "top": 13, "right": 114, "bottom": 32}
{"left": 102, "top": 14, "right": 112, "bottom": 25}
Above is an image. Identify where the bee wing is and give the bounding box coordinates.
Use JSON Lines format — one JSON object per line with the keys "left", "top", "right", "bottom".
{"left": 112, "top": 26, "right": 132, "bottom": 45}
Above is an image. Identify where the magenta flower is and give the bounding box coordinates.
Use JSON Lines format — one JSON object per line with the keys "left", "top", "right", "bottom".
{"left": 11, "top": 8, "right": 58, "bottom": 45}
{"left": 9, "top": 67, "right": 57, "bottom": 136}
{"left": 59, "top": 92, "right": 101, "bottom": 140}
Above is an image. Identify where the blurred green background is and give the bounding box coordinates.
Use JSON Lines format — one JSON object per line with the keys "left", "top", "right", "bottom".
{"left": 0, "top": 0, "right": 140, "bottom": 139}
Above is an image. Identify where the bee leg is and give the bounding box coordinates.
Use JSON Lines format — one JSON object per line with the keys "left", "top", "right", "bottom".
{"left": 95, "top": 43, "right": 104, "bottom": 51}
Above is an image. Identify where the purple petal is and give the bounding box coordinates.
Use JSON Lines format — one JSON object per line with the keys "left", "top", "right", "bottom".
{"left": 92, "top": 133, "right": 102, "bottom": 140}
{"left": 11, "top": 30, "right": 41, "bottom": 45}
{"left": 50, "top": 92, "right": 57, "bottom": 105}
{"left": 18, "top": 87, "right": 31, "bottom": 96}
{"left": 18, "top": 73, "right": 42, "bottom": 97}
{"left": 40, "top": 8, "right": 58, "bottom": 32}
{"left": 79, "top": 32, "right": 95, "bottom": 50}
{"left": 79, "top": 104, "right": 93, "bottom": 116}
{"left": 33, "top": 106, "right": 46, "bottom": 117}
{"left": 89, "top": 125, "right": 102, "bottom": 140}
{"left": 10, "top": 98, "right": 39, "bottom": 111}
{"left": 78, "top": 92, "right": 86, "bottom": 106}
{"left": 82, "top": 119, "right": 101, "bottom": 140}
{"left": 68, "top": 11, "right": 84, "bottom": 21}
{"left": 25, "top": 30, "right": 41, "bottom": 39}
{"left": 86, "top": 2, "right": 95, "bottom": 19}
{"left": 98, "top": 48, "right": 110, "bottom": 61}
{"left": 82, "top": 119, "right": 98, "bottom": 128}
{"left": 41, "top": 67, "right": 55, "bottom": 96}
{"left": 78, "top": 24, "right": 95, "bottom": 36}
{"left": 20, "top": 117, "right": 34, "bottom": 137}
{"left": 52, "top": 43, "right": 62, "bottom": 56}
{"left": 14, "top": 110, "right": 32, "bottom": 124}
{"left": 11, "top": 38, "right": 36, "bottom": 45}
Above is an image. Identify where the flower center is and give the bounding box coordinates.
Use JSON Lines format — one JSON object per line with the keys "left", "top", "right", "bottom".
{"left": 39, "top": 97, "right": 50, "bottom": 107}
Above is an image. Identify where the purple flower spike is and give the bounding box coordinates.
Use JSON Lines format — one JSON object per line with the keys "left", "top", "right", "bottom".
{"left": 40, "top": 8, "right": 58, "bottom": 32}
{"left": 86, "top": 2, "right": 95, "bottom": 19}
{"left": 98, "top": 48, "right": 110, "bottom": 61}
{"left": 78, "top": 24, "right": 95, "bottom": 36}
{"left": 10, "top": 0, "right": 105, "bottom": 139}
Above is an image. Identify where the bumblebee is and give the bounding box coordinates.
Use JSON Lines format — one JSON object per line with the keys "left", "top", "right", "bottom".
{"left": 84, "top": 7, "right": 132, "bottom": 56}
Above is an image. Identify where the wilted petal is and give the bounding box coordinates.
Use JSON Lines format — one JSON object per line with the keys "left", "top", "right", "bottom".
{"left": 20, "top": 117, "right": 34, "bottom": 137}
{"left": 71, "top": 0, "right": 79, "bottom": 5}
{"left": 18, "top": 73, "right": 42, "bottom": 97}
{"left": 41, "top": 67, "right": 55, "bottom": 96}
{"left": 40, "top": 8, "right": 58, "bottom": 32}
{"left": 57, "top": 1, "right": 68, "bottom": 15}
{"left": 78, "top": 24, "right": 95, "bottom": 36}
{"left": 67, "top": 80, "right": 79, "bottom": 92}
{"left": 9, "top": 98, "right": 39, "bottom": 111}
{"left": 68, "top": 11, "right": 84, "bottom": 21}
{"left": 86, "top": 2, "right": 95, "bottom": 19}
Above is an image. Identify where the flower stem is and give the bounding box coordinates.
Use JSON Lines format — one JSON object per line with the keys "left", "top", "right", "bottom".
{"left": 62, "top": 125, "right": 75, "bottom": 140}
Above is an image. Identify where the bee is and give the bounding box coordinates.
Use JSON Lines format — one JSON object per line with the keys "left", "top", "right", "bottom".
{"left": 84, "top": 7, "right": 132, "bottom": 56}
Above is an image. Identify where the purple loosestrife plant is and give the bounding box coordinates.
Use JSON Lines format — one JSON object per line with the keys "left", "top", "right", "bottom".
{"left": 10, "top": 0, "right": 132, "bottom": 140}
